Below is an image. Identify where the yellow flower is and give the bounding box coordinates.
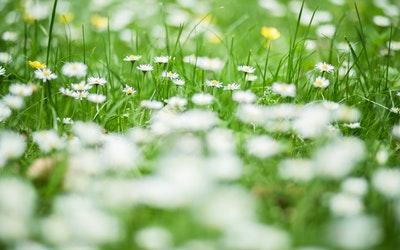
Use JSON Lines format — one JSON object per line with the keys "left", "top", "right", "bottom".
{"left": 28, "top": 60, "right": 46, "bottom": 69}
{"left": 58, "top": 12, "right": 74, "bottom": 24}
{"left": 261, "top": 26, "right": 281, "bottom": 40}
{"left": 90, "top": 14, "right": 108, "bottom": 30}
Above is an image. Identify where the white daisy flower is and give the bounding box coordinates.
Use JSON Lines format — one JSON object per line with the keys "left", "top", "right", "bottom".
{"left": 32, "top": 130, "right": 65, "bottom": 153}
{"left": 237, "top": 65, "right": 256, "bottom": 74}
{"left": 0, "top": 103, "right": 11, "bottom": 122}
{"left": 137, "top": 64, "right": 153, "bottom": 73}
{"left": 87, "top": 76, "right": 107, "bottom": 86}
{"left": 141, "top": 100, "right": 163, "bottom": 110}
{"left": 245, "top": 74, "right": 258, "bottom": 82}
{"left": 73, "top": 91, "right": 89, "bottom": 100}
{"left": 154, "top": 56, "right": 170, "bottom": 64}
{"left": 0, "top": 66, "right": 5, "bottom": 76}
{"left": 2, "top": 95, "right": 24, "bottom": 110}
{"left": 271, "top": 82, "right": 296, "bottom": 97}
{"left": 161, "top": 71, "right": 179, "bottom": 80}
{"left": 87, "top": 94, "right": 106, "bottom": 104}
{"left": 34, "top": 68, "right": 57, "bottom": 82}
{"left": 313, "top": 76, "right": 330, "bottom": 88}
{"left": 246, "top": 135, "right": 281, "bottom": 159}
{"left": 0, "top": 131, "right": 26, "bottom": 166}
{"left": 224, "top": 83, "right": 240, "bottom": 91}
{"left": 61, "top": 62, "right": 87, "bottom": 78}
{"left": 0, "top": 52, "right": 11, "bottom": 64}
{"left": 62, "top": 117, "right": 74, "bottom": 125}
{"left": 232, "top": 90, "right": 256, "bottom": 103}
{"left": 166, "top": 96, "right": 187, "bottom": 110}
{"left": 205, "top": 79, "right": 223, "bottom": 88}
{"left": 192, "top": 93, "right": 214, "bottom": 106}
{"left": 315, "top": 62, "right": 335, "bottom": 73}
{"left": 122, "top": 85, "right": 136, "bottom": 95}
{"left": 124, "top": 55, "right": 142, "bottom": 62}
{"left": 9, "top": 84, "right": 34, "bottom": 97}
{"left": 71, "top": 81, "right": 92, "bottom": 91}
{"left": 172, "top": 79, "right": 185, "bottom": 86}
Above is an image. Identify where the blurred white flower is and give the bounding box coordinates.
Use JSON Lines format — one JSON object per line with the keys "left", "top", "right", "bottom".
{"left": 246, "top": 135, "right": 281, "bottom": 159}
{"left": 62, "top": 62, "right": 87, "bottom": 78}
{"left": 33, "top": 130, "right": 65, "bottom": 153}
{"left": 372, "top": 168, "right": 400, "bottom": 199}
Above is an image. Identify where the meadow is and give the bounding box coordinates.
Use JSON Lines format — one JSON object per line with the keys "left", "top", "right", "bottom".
{"left": 0, "top": 0, "right": 400, "bottom": 249}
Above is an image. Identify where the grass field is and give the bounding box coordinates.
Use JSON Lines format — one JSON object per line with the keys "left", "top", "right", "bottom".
{"left": 0, "top": 0, "right": 400, "bottom": 249}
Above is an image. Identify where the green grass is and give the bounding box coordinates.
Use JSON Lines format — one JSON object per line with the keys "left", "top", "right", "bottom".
{"left": 0, "top": 0, "right": 399, "bottom": 249}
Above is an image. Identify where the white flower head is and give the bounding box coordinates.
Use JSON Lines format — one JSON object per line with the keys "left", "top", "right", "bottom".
{"left": 232, "top": 90, "right": 256, "bottom": 104}
{"left": 271, "top": 82, "right": 296, "bottom": 97}
{"left": 192, "top": 93, "right": 214, "bottom": 106}
{"left": 205, "top": 79, "right": 223, "bottom": 88}
{"left": 224, "top": 83, "right": 240, "bottom": 91}
{"left": 61, "top": 62, "right": 87, "bottom": 78}
{"left": 153, "top": 56, "right": 170, "bottom": 64}
{"left": 137, "top": 64, "right": 153, "bottom": 73}
{"left": 2, "top": 95, "right": 24, "bottom": 110}
{"left": 141, "top": 100, "right": 163, "bottom": 110}
{"left": 87, "top": 94, "right": 106, "bottom": 104}
{"left": 32, "top": 130, "right": 65, "bottom": 153}
{"left": 315, "top": 62, "right": 334, "bottom": 73}
{"left": 313, "top": 76, "right": 330, "bottom": 88}
{"left": 122, "top": 85, "right": 136, "bottom": 95}
{"left": 9, "top": 84, "right": 34, "bottom": 97}
{"left": 34, "top": 68, "right": 57, "bottom": 82}
{"left": 246, "top": 135, "right": 281, "bottom": 159}
{"left": 0, "top": 66, "right": 5, "bottom": 76}
{"left": 87, "top": 76, "right": 106, "bottom": 86}
{"left": 124, "top": 55, "right": 142, "bottom": 62}
{"left": 237, "top": 65, "right": 256, "bottom": 74}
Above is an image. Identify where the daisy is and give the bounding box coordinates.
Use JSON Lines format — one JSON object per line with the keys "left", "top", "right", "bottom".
{"left": 137, "top": 64, "right": 153, "bottom": 73}
{"left": 271, "top": 82, "right": 296, "bottom": 97}
{"left": 61, "top": 62, "right": 87, "bottom": 78}
{"left": 154, "top": 56, "right": 170, "bottom": 64}
{"left": 9, "top": 84, "right": 34, "bottom": 97}
{"left": 315, "top": 62, "right": 334, "bottom": 74}
{"left": 124, "top": 55, "right": 142, "bottom": 62}
{"left": 224, "top": 83, "right": 240, "bottom": 91}
{"left": 62, "top": 117, "right": 74, "bottom": 125}
{"left": 245, "top": 74, "right": 258, "bottom": 82}
{"left": 313, "top": 76, "right": 330, "bottom": 88}
{"left": 161, "top": 71, "right": 179, "bottom": 80}
{"left": 122, "top": 85, "right": 136, "bottom": 95}
{"left": 141, "top": 100, "right": 163, "bottom": 110}
{"left": 87, "top": 76, "right": 107, "bottom": 86}
{"left": 32, "top": 130, "right": 65, "bottom": 153}
{"left": 87, "top": 94, "right": 106, "bottom": 104}
{"left": 166, "top": 96, "right": 187, "bottom": 110}
{"left": 0, "top": 66, "right": 5, "bottom": 76}
{"left": 205, "top": 79, "right": 223, "bottom": 88}
{"left": 34, "top": 68, "right": 57, "bottom": 82}
{"left": 0, "top": 52, "right": 11, "bottom": 64}
{"left": 172, "top": 79, "right": 185, "bottom": 86}
{"left": 74, "top": 91, "right": 89, "bottom": 100}
{"left": 232, "top": 90, "right": 256, "bottom": 104}
{"left": 71, "top": 81, "right": 92, "bottom": 91}
{"left": 0, "top": 103, "right": 11, "bottom": 122}
{"left": 192, "top": 93, "right": 214, "bottom": 106}
{"left": 237, "top": 65, "right": 256, "bottom": 74}
{"left": 2, "top": 95, "right": 24, "bottom": 110}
